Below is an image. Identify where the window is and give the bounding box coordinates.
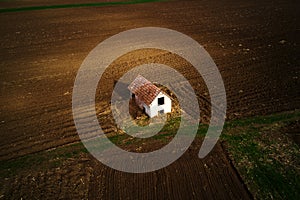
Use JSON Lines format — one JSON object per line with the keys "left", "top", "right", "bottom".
{"left": 158, "top": 97, "right": 164, "bottom": 105}
{"left": 159, "top": 109, "right": 164, "bottom": 114}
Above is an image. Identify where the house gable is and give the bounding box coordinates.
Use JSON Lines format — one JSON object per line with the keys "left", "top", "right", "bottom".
{"left": 148, "top": 92, "right": 172, "bottom": 117}
{"left": 128, "top": 75, "right": 172, "bottom": 118}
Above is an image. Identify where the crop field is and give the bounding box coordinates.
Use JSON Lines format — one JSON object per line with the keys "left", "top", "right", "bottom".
{"left": 0, "top": 0, "right": 299, "bottom": 199}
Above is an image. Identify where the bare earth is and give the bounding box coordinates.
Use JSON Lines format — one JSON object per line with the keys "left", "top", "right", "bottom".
{"left": 0, "top": 0, "right": 299, "bottom": 199}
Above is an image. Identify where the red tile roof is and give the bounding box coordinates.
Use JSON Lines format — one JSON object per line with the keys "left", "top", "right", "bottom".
{"left": 128, "top": 75, "right": 161, "bottom": 106}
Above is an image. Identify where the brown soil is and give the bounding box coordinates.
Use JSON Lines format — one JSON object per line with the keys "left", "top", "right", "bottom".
{"left": 1, "top": 140, "right": 252, "bottom": 200}
{"left": 0, "top": 0, "right": 299, "bottom": 199}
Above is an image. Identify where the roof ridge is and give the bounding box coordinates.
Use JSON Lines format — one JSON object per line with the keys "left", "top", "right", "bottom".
{"left": 128, "top": 75, "right": 162, "bottom": 106}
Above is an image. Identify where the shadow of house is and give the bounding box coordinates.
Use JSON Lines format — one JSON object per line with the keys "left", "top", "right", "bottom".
{"left": 112, "top": 80, "right": 130, "bottom": 101}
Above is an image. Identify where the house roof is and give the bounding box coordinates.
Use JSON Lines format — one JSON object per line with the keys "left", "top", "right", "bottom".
{"left": 128, "top": 75, "right": 161, "bottom": 106}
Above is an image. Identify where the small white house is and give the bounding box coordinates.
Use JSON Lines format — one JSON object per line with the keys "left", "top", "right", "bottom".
{"left": 128, "top": 75, "right": 172, "bottom": 118}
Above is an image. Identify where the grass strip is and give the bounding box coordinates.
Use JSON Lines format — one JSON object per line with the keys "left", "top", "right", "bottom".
{"left": 0, "top": 0, "right": 166, "bottom": 13}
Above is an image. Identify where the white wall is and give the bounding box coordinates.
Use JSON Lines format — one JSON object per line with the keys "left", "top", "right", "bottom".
{"left": 143, "top": 103, "right": 150, "bottom": 116}
{"left": 147, "top": 92, "right": 171, "bottom": 118}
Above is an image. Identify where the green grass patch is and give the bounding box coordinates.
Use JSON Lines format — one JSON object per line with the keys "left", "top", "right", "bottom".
{"left": 222, "top": 110, "right": 300, "bottom": 199}
{"left": 225, "top": 111, "right": 300, "bottom": 129}
{"left": 0, "top": 0, "right": 166, "bottom": 13}
{"left": 0, "top": 142, "right": 87, "bottom": 178}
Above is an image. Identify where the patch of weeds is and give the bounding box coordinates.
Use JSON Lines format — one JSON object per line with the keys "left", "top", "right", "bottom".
{"left": 225, "top": 111, "right": 300, "bottom": 129}
{"left": 108, "top": 134, "right": 131, "bottom": 145}
{"left": 0, "top": 154, "right": 45, "bottom": 178}
{"left": 197, "top": 124, "right": 209, "bottom": 137}
{"left": 222, "top": 111, "right": 300, "bottom": 199}
{"left": 152, "top": 132, "right": 175, "bottom": 141}
{"left": 161, "top": 116, "right": 181, "bottom": 132}
{"left": 0, "top": 142, "right": 88, "bottom": 178}
{"left": 248, "top": 160, "right": 300, "bottom": 199}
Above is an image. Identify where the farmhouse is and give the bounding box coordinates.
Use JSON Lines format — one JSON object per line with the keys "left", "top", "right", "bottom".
{"left": 128, "top": 75, "right": 172, "bottom": 118}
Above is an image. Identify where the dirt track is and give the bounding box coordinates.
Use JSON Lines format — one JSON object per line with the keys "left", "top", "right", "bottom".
{"left": 0, "top": 0, "right": 299, "bottom": 199}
